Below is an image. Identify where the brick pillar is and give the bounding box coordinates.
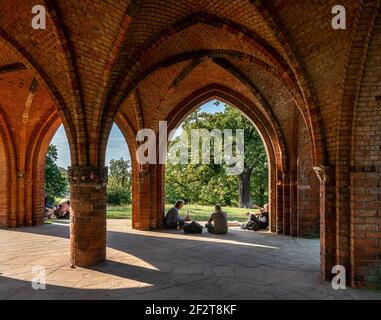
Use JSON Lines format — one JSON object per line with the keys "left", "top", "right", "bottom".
{"left": 283, "top": 172, "right": 291, "bottom": 236}
{"left": 335, "top": 167, "right": 351, "bottom": 280}
{"left": 155, "top": 164, "right": 165, "bottom": 229}
{"left": 350, "top": 170, "right": 381, "bottom": 289}
{"left": 131, "top": 159, "right": 139, "bottom": 229}
{"left": 289, "top": 174, "right": 298, "bottom": 237}
{"left": 16, "top": 170, "right": 26, "bottom": 226}
{"left": 133, "top": 163, "right": 165, "bottom": 231}
{"left": 269, "top": 165, "right": 277, "bottom": 233}
{"left": 15, "top": 169, "right": 37, "bottom": 227}
{"left": 314, "top": 165, "right": 336, "bottom": 281}
{"left": 149, "top": 164, "right": 157, "bottom": 229}
{"left": 68, "top": 166, "right": 108, "bottom": 267}
{"left": 276, "top": 170, "right": 283, "bottom": 234}
{"left": 134, "top": 164, "right": 151, "bottom": 230}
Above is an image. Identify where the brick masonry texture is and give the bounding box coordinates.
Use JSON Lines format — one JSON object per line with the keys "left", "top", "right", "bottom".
{"left": 0, "top": 0, "right": 380, "bottom": 289}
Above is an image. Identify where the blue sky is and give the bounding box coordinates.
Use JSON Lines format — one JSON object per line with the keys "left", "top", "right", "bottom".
{"left": 51, "top": 99, "right": 225, "bottom": 168}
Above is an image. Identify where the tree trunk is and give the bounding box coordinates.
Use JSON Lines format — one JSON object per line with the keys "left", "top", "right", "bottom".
{"left": 258, "top": 184, "right": 265, "bottom": 207}
{"left": 239, "top": 166, "right": 252, "bottom": 208}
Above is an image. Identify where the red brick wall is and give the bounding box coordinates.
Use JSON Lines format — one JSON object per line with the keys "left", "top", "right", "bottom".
{"left": 0, "top": 133, "right": 6, "bottom": 227}
{"left": 297, "top": 116, "right": 320, "bottom": 238}
{"left": 350, "top": 9, "right": 381, "bottom": 289}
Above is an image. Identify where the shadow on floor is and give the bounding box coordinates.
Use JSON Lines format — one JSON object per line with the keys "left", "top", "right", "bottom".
{"left": 1, "top": 222, "right": 381, "bottom": 300}
{"left": 0, "top": 224, "right": 282, "bottom": 299}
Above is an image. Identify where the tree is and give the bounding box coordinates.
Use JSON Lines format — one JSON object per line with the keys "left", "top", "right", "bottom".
{"left": 165, "top": 162, "right": 203, "bottom": 204}
{"left": 107, "top": 158, "right": 132, "bottom": 205}
{"left": 165, "top": 104, "right": 268, "bottom": 208}
{"left": 184, "top": 105, "right": 267, "bottom": 208}
{"left": 45, "top": 144, "right": 68, "bottom": 205}
{"left": 109, "top": 158, "right": 131, "bottom": 189}
{"left": 251, "top": 158, "right": 268, "bottom": 207}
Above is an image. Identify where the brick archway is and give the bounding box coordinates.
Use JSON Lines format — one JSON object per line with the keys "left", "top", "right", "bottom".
{"left": 0, "top": 4, "right": 329, "bottom": 276}
{"left": 0, "top": 102, "right": 64, "bottom": 227}
{"left": 165, "top": 84, "right": 320, "bottom": 243}
{"left": 98, "top": 18, "right": 327, "bottom": 171}
{"left": 110, "top": 47, "right": 329, "bottom": 278}
{"left": 27, "top": 111, "right": 62, "bottom": 226}
{"left": 164, "top": 85, "right": 285, "bottom": 233}
{"left": 0, "top": 35, "right": 79, "bottom": 164}
{"left": 0, "top": 109, "right": 17, "bottom": 227}
{"left": 1, "top": 1, "right": 381, "bottom": 289}
{"left": 111, "top": 114, "right": 140, "bottom": 229}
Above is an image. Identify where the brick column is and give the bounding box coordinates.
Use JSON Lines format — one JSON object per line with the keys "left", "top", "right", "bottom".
{"left": 269, "top": 166, "right": 277, "bottom": 233}
{"left": 350, "top": 169, "right": 381, "bottom": 289}
{"left": 154, "top": 164, "right": 165, "bottom": 229}
{"left": 314, "top": 165, "right": 336, "bottom": 281}
{"left": 135, "top": 167, "right": 151, "bottom": 231}
{"left": 16, "top": 170, "right": 26, "bottom": 226}
{"left": 276, "top": 170, "right": 283, "bottom": 234}
{"left": 133, "top": 164, "right": 165, "bottom": 231}
{"left": 289, "top": 175, "right": 298, "bottom": 237}
{"left": 68, "top": 166, "right": 108, "bottom": 267}
{"left": 283, "top": 171, "right": 291, "bottom": 236}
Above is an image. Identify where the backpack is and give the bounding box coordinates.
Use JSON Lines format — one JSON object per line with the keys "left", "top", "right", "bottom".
{"left": 183, "top": 221, "right": 203, "bottom": 234}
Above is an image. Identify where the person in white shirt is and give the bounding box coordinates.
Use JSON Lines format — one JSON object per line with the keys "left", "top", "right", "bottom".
{"left": 247, "top": 205, "right": 269, "bottom": 229}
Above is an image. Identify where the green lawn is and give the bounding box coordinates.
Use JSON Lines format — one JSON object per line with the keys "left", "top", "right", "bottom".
{"left": 107, "top": 204, "right": 258, "bottom": 222}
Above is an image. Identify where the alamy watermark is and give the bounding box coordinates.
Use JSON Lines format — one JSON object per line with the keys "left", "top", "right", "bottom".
{"left": 332, "top": 5, "right": 346, "bottom": 30}
{"left": 31, "top": 5, "right": 46, "bottom": 30}
{"left": 31, "top": 265, "right": 46, "bottom": 290}
{"left": 331, "top": 265, "right": 346, "bottom": 290}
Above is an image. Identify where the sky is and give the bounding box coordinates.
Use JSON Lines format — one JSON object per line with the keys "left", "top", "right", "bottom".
{"left": 51, "top": 99, "right": 225, "bottom": 168}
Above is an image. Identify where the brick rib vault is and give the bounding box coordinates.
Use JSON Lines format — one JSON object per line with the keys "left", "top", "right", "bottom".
{"left": 0, "top": 0, "right": 380, "bottom": 289}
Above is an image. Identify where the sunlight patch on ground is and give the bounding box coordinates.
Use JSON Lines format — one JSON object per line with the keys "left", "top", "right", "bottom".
{"left": 130, "top": 231, "right": 279, "bottom": 250}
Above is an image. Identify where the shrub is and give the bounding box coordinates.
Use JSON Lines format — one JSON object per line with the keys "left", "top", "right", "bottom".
{"left": 107, "top": 186, "right": 131, "bottom": 205}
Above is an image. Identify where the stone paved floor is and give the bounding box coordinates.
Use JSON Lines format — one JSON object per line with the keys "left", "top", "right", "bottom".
{"left": 0, "top": 219, "right": 380, "bottom": 300}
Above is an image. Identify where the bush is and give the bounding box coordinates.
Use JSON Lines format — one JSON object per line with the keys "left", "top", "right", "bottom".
{"left": 107, "top": 186, "right": 131, "bottom": 205}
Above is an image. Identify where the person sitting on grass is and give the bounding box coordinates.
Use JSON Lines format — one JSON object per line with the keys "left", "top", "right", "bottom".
{"left": 205, "top": 204, "right": 228, "bottom": 234}
{"left": 164, "top": 200, "right": 187, "bottom": 229}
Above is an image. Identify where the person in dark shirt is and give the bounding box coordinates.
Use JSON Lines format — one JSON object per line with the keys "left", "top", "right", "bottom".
{"left": 164, "top": 200, "right": 186, "bottom": 228}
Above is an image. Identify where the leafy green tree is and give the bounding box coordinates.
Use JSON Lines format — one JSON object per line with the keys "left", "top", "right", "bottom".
{"left": 165, "top": 104, "right": 268, "bottom": 208}
{"left": 200, "top": 174, "right": 239, "bottom": 206}
{"left": 107, "top": 158, "right": 132, "bottom": 205}
{"left": 251, "top": 158, "right": 268, "bottom": 207}
{"left": 45, "top": 144, "right": 68, "bottom": 205}
{"left": 109, "top": 158, "right": 131, "bottom": 188}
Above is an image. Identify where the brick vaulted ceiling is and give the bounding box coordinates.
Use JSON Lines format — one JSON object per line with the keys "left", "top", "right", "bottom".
{"left": 0, "top": 0, "right": 366, "bottom": 167}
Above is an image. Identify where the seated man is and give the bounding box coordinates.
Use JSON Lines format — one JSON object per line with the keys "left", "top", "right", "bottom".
{"left": 164, "top": 200, "right": 186, "bottom": 229}
{"left": 247, "top": 206, "right": 269, "bottom": 230}
{"left": 46, "top": 199, "right": 70, "bottom": 219}
{"left": 205, "top": 204, "right": 228, "bottom": 234}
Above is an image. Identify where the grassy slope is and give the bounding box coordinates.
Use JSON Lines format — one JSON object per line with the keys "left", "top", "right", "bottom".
{"left": 107, "top": 204, "right": 258, "bottom": 222}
